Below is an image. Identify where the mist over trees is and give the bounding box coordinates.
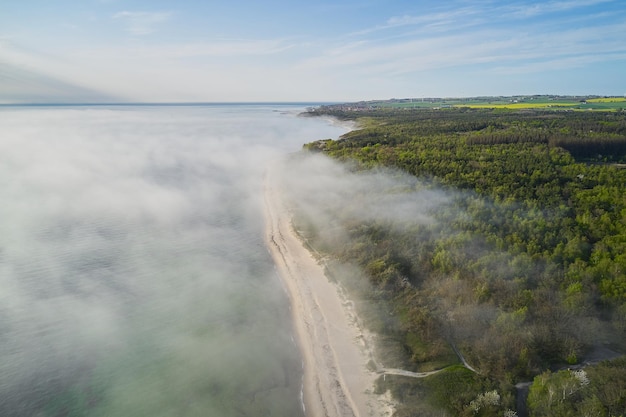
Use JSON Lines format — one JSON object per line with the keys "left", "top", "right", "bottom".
{"left": 296, "top": 107, "right": 626, "bottom": 416}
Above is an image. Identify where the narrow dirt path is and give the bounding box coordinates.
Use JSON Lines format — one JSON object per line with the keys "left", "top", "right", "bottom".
{"left": 379, "top": 368, "right": 443, "bottom": 378}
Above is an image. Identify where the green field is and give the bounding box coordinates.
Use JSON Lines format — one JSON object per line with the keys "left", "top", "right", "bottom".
{"left": 357, "top": 95, "right": 626, "bottom": 111}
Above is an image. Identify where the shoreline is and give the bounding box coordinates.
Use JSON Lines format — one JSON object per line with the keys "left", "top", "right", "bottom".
{"left": 263, "top": 163, "right": 393, "bottom": 417}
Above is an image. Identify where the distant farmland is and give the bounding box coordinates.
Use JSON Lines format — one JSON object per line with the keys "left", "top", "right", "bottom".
{"left": 457, "top": 97, "right": 626, "bottom": 111}
{"left": 351, "top": 95, "right": 626, "bottom": 111}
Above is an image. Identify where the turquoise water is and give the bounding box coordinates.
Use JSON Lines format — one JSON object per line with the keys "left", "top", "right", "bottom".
{"left": 0, "top": 105, "right": 347, "bottom": 416}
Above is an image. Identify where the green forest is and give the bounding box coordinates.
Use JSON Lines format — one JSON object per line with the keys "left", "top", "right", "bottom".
{"left": 298, "top": 105, "right": 626, "bottom": 417}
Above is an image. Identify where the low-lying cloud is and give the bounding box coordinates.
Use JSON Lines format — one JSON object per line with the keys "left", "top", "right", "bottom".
{"left": 0, "top": 105, "right": 348, "bottom": 416}
{"left": 276, "top": 152, "right": 450, "bottom": 233}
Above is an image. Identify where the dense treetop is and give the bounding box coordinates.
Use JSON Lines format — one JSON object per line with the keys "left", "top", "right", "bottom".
{"left": 299, "top": 106, "right": 626, "bottom": 417}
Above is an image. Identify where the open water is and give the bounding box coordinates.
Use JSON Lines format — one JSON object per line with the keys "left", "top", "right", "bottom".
{"left": 0, "top": 104, "right": 347, "bottom": 416}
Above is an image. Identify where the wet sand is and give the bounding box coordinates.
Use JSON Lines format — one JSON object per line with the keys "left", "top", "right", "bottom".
{"left": 263, "top": 165, "right": 393, "bottom": 417}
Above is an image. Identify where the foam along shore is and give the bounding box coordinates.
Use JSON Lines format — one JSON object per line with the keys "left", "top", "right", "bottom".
{"left": 263, "top": 162, "right": 393, "bottom": 417}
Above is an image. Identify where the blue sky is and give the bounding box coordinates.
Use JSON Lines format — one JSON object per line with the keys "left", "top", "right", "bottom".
{"left": 1, "top": 0, "right": 625, "bottom": 102}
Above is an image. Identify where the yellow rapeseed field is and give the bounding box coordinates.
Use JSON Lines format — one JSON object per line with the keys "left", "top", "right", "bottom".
{"left": 587, "top": 97, "right": 626, "bottom": 103}
{"left": 454, "top": 102, "right": 576, "bottom": 109}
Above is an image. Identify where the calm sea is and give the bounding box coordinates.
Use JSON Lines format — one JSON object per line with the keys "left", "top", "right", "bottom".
{"left": 0, "top": 104, "right": 348, "bottom": 416}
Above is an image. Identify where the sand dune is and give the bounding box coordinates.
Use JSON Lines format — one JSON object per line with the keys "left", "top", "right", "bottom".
{"left": 263, "top": 164, "right": 393, "bottom": 417}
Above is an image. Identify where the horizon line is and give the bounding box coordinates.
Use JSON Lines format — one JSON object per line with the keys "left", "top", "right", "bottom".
{"left": 0, "top": 101, "right": 341, "bottom": 108}
{"left": 2, "top": 94, "right": 624, "bottom": 108}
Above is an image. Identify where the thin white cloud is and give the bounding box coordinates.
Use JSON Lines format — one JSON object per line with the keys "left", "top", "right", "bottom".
{"left": 505, "top": 0, "right": 616, "bottom": 18}
{"left": 298, "top": 31, "right": 512, "bottom": 73}
{"left": 491, "top": 52, "right": 626, "bottom": 74}
{"left": 350, "top": 7, "right": 481, "bottom": 36}
{"left": 385, "top": 8, "right": 480, "bottom": 28}
{"left": 113, "top": 11, "right": 172, "bottom": 35}
{"left": 352, "top": 0, "right": 618, "bottom": 39}
{"left": 155, "top": 39, "right": 296, "bottom": 58}
{"left": 297, "top": 20, "right": 626, "bottom": 77}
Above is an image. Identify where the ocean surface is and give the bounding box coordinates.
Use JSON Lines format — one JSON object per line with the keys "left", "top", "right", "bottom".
{"left": 0, "top": 104, "right": 348, "bottom": 416}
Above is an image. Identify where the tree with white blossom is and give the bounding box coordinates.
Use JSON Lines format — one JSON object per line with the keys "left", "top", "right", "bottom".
{"left": 528, "top": 368, "right": 593, "bottom": 416}
{"left": 469, "top": 390, "right": 500, "bottom": 414}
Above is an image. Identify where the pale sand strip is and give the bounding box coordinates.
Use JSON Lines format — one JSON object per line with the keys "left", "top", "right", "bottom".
{"left": 263, "top": 165, "right": 393, "bottom": 417}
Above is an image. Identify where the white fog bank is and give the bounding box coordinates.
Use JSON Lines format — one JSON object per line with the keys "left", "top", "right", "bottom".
{"left": 0, "top": 105, "right": 349, "bottom": 417}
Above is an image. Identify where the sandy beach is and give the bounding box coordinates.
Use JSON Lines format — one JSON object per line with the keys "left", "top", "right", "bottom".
{"left": 263, "top": 164, "right": 393, "bottom": 417}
